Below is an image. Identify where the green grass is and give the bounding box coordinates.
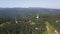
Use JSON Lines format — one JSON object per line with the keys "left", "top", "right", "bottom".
{"left": 43, "top": 21, "right": 56, "bottom": 34}
{"left": 0, "top": 23, "right": 5, "bottom": 27}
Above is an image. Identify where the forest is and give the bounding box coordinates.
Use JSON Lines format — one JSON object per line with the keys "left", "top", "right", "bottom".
{"left": 0, "top": 8, "right": 60, "bottom": 34}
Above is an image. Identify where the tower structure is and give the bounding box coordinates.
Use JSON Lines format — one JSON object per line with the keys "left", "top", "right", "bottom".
{"left": 36, "top": 13, "right": 39, "bottom": 19}
{"left": 15, "top": 17, "right": 18, "bottom": 24}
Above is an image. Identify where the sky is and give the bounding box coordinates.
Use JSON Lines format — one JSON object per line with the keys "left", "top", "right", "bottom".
{"left": 0, "top": 0, "right": 60, "bottom": 9}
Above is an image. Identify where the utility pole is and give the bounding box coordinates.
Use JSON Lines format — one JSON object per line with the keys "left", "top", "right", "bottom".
{"left": 15, "top": 17, "right": 18, "bottom": 34}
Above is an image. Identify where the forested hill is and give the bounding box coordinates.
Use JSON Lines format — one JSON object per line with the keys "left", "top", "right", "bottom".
{"left": 0, "top": 8, "right": 60, "bottom": 18}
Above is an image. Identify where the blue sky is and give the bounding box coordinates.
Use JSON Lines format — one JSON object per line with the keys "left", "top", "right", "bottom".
{"left": 0, "top": 0, "right": 60, "bottom": 9}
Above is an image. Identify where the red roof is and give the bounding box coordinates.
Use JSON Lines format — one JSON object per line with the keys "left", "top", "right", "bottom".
{"left": 58, "top": 32, "right": 60, "bottom": 34}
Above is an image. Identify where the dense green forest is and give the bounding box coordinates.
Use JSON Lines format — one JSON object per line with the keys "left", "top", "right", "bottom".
{"left": 0, "top": 8, "right": 60, "bottom": 34}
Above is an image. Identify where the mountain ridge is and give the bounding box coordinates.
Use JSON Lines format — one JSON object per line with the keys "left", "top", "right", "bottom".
{"left": 0, "top": 8, "right": 60, "bottom": 18}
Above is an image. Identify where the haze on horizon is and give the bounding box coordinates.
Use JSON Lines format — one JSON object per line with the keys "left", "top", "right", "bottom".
{"left": 0, "top": 0, "right": 60, "bottom": 9}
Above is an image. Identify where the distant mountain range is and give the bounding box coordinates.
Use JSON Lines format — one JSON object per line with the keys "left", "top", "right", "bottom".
{"left": 0, "top": 8, "right": 60, "bottom": 18}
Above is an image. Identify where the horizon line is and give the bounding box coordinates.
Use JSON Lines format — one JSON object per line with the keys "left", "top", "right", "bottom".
{"left": 0, "top": 7, "right": 60, "bottom": 9}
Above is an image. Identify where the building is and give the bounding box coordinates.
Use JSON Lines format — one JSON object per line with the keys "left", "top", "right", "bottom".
{"left": 36, "top": 13, "right": 39, "bottom": 19}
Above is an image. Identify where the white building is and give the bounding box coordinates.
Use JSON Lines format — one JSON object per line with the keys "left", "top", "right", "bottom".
{"left": 36, "top": 13, "right": 39, "bottom": 19}
{"left": 55, "top": 30, "right": 58, "bottom": 34}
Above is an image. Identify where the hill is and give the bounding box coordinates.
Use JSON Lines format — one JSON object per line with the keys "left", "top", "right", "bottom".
{"left": 0, "top": 8, "right": 60, "bottom": 18}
